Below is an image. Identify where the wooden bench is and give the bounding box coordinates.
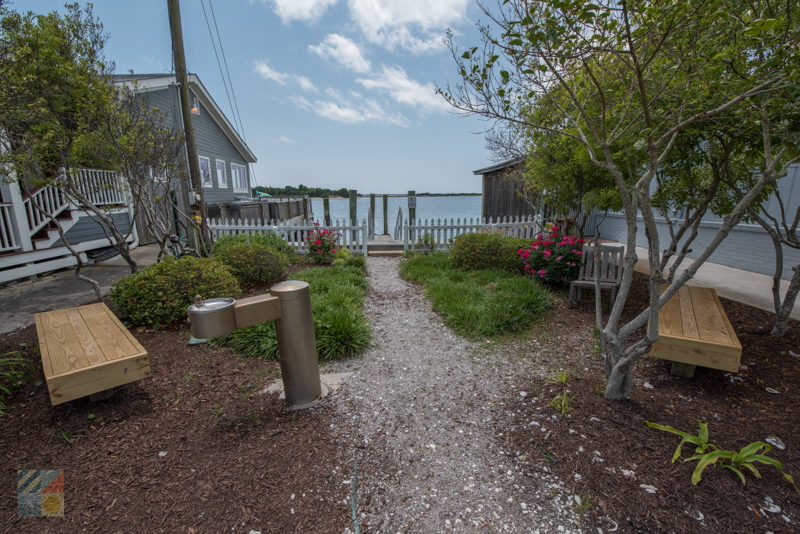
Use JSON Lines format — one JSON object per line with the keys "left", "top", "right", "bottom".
{"left": 648, "top": 286, "right": 741, "bottom": 377}
{"left": 35, "top": 303, "right": 150, "bottom": 405}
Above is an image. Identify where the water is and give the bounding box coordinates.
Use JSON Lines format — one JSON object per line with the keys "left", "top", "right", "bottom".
{"left": 310, "top": 195, "right": 482, "bottom": 233}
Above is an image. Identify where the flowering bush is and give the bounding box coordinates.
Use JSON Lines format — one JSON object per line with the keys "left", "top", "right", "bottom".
{"left": 214, "top": 242, "right": 288, "bottom": 288}
{"left": 305, "top": 223, "right": 341, "bottom": 264}
{"left": 518, "top": 227, "right": 585, "bottom": 285}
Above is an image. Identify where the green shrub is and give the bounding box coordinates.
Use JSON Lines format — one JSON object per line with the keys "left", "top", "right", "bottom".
{"left": 110, "top": 257, "right": 241, "bottom": 327}
{"left": 213, "top": 231, "right": 295, "bottom": 258}
{"left": 400, "top": 253, "right": 551, "bottom": 339}
{"left": 214, "top": 242, "right": 288, "bottom": 288}
{"left": 1, "top": 352, "right": 36, "bottom": 414}
{"left": 219, "top": 264, "right": 370, "bottom": 360}
{"left": 450, "top": 233, "right": 530, "bottom": 273}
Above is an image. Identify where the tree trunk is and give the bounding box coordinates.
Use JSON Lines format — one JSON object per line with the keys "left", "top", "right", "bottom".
{"left": 772, "top": 265, "right": 800, "bottom": 337}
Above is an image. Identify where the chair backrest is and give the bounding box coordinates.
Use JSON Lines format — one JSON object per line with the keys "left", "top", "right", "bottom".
{"left": 580, "top": 245, "right": 625, "bottom": 283}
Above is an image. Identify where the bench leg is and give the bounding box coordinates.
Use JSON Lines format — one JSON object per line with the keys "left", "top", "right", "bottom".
{"left": 89, "top": 388, "right": 115, "bottom": 402}
{"left": 670, "top": 362, "right": 696, "bottom": 378}
{"left": 568, "top": 284, "right": 575, "bottom": 308}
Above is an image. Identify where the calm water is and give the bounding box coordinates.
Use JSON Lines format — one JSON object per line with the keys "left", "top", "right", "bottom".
{"left": 310, "top": 195, "right": 482, "bottom": 232}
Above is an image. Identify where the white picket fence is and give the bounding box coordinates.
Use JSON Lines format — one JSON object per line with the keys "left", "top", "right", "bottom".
{"left": 404, "top": 215, "right": 543, "bottom": 251}
{"left": 207, "top": 218, "right": 369, "bottom": 255}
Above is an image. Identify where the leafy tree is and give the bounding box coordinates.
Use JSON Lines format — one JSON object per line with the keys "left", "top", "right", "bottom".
{"left": 441, "top": 0, "right": 799, "bottom": 399}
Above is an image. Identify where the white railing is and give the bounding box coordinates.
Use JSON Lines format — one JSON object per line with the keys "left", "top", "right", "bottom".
{"left": 0, "top": 204, "right": 20, "bottom": 252}
{"left": 68, "top": 168, "right": 128, "bottom": 207}
{"left": 208, "top": 218, "right": 369, "bottom": 256}
{"left": 23, "top": 182, "right": 68, "bottom": 234}
{"left": 404, "top": 215, "right": 543, "bottom": 251}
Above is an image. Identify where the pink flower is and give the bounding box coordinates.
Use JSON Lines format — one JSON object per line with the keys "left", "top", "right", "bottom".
{"left": 543, "top": 250, "right": 552, "bottom": 258}
{"left": 316, "top": 249, "right": 323, "bottom": 254}
{"left": 556, "top": 256, "right": 563, "bottom": 261}
{"left": 331, "top": 249, "right": 336, "bottom": 254}
{"left": 314, "top": 239, "right": 321, "bottom": 245}
{"left": 551, "top": 226, "right": 560, "bottom": 231}
{"left": 536, "top": 269, "right": 547, "bottom": 278}
{"left": 522, "top": 251, "right": 530, "bottom": 259}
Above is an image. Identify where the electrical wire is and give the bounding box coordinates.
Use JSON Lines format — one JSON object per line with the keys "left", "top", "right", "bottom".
{"left": 208, "top": 0, "right": 247, "bottom": 143}
{"left": 199, "top": 0, "right": 239, "bottom": 135}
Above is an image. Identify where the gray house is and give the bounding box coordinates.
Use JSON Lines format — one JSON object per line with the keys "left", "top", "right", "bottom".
{"left": 113, "top": 73, "right": 257, "bottom": 206}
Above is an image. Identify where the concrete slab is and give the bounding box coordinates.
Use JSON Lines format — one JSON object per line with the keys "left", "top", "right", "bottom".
{"left": 262, "top": 372, "right": 353, "bottom": 399}
{"left": 0, "top": 245, "right": 160, "bottom": 335}
{"left": 611, "top": 243, "right": 800, "bottom": 321}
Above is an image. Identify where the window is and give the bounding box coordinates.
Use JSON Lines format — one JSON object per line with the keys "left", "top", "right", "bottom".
{"left": 231, "top": 163, "right": 248, "bottom": 192}
{"left": 215, "top": 159, "right": 227, "bottom": 187}
{"left": 199, "top": 156, "right": 212, "bottom": 188}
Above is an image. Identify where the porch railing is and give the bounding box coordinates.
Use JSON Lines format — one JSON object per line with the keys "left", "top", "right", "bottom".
{"left": 68, "top": 168, "right": 128, "bottom": 206}
{"left": 0, "top": 203, "right": 20, "bottom": 252}
{"left": 23, "top": 182, "right": 69, "bottom": 234}
{"left": 208, "top": 218, "right": 369, "bottom": 256}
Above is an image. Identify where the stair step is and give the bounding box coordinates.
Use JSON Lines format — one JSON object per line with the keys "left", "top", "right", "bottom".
{"left": 368, "top": 243, "right": 404, "bottom": 251}
{"left": 368, "top": 250, "right": 404, "bottom": 257}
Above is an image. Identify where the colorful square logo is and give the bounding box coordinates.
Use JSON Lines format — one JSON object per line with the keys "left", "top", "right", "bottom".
{"left": 17, "top": 470, "right": 64, "bottom": 517}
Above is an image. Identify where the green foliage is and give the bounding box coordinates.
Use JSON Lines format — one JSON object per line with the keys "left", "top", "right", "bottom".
{"left": 332, "top": 249, "right": 366, "bottom": 270}
{"left": 646, "top": 421, "right": 796, "bottom": 488}
{"left": 548, "top": 370, "right": 570, "bottom": 384}
{"left": 645, "top": 421, "right": 712, "bottom": 463}
{"left": 414, "top": 232, "right": 436, "bottom": 254}
{"left": 253, "top": 184, "right": 349, "bottom": 198}
{"left": 219, "top": 263, "right": 370, "bottom": 361}
{"left": 450, "top": 233, "right": 530, "bottom": 273}
{"left": 400, "top": 253, "right": 551, "bottom": 339}
{"left": 214, "top": 242, "right": 288, "bottom": 289}
{"left": 550, "top": 391, "right": 573, "bottom": 415}
{"left": 213, "top": 231, "right": 295, "bottom": 259}
{"left": 110, "top": 257, "right": 241, "bottom": 327}
{"left": 0, "top": 352, "right": 36, "bottom": 414}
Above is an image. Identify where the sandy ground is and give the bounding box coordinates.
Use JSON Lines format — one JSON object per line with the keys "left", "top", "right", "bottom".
{"left": 328, "top": 257, "right": 587, "bottom": 534}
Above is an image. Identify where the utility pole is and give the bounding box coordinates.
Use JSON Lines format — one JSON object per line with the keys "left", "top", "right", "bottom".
{"left": 168, "top": 0, "right": 209, "bottom": 251}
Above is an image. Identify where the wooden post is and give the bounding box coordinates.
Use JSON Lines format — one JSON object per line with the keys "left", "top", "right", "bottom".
{"left": 168, "top": 0, "right": 209, "bottom": 252}
{"left": 382, "top": 194, "right": 388, "bottom": 235}
{"left": 349, "top": 190, "right": 357, "bottom": 225}
{"left": 369, "top": 193, "right": 375, "bottom": 237}
{"left": 323, "top": 197, "right": 331, "bottom": 226}
{"left": 408, "top": 190, "right": 416, "bottom": 244}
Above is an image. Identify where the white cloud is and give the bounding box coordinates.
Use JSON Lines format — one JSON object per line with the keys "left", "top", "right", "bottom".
{"left": 269, "top": 136, "right": 296, "bottom": 143}
{"left": 291, "top": 94, "right": 407, "bottom": 126}
{"left": 254, "top": 61, "right": 288, "bottom": 84}
{"left": 295, "top": 75, "right": 317, "bottom": 92}
{"left": 309, "top": 34, "right": 371, "bottom": 73}
{"left": 348, "top": 0, "right": 469, "bottom": 53}
{"left": 254, "top": 61, "right": 317, "bottom": 92}
{"left": 357, "top": 66, "right": 449, "bottom": 113}
{"left": 260, "top": 0, "right": 339, "bottom": 23}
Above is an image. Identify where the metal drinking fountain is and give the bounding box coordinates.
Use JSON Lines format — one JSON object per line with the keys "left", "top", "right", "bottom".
{"left": 187, "top": 281, "right": 322, "bottom": 409}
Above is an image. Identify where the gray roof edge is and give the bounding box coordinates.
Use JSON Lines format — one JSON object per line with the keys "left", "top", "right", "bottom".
{"left": 472, "top": 156, "right": 525, "bottom": 175}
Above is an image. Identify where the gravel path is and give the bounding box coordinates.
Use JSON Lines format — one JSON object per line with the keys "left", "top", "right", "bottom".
{"left": 331, "top": 257, "right": 587, "bottom": 534}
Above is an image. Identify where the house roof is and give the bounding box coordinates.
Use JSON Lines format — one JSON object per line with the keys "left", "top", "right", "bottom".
{"left": 472, "top": 157, "right": 525, "bottom": 175}
{"left": 112, "top": 73, "right": 257, "bottom": 163}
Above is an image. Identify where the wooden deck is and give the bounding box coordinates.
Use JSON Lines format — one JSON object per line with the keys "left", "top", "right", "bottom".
{"left": 35, "top": 303, "right": 150, "bottom": 405}
{"left": 648, "top": 286, "right": 742, "bottom": 375}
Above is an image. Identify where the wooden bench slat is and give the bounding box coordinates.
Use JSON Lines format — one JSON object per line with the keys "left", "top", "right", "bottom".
{"left": 660, "top": 287, "right": 683, "bottom": 338}
{"left": 678, "top": 286, "right": 700, "bottom": 339}
{"left": 689, "top": 286, "right": 733, "bottom": 345}
{"left": 34, "top": 314, "right": 53, "bottom": 378}
{"left": 77, "top": 303, "right": 138, "bottom": 360}
{"left": 66, "top": 308, "right": 106, "bottom": 366}
{"left": 39, "top": 309, "right": 92, "bottom": 377}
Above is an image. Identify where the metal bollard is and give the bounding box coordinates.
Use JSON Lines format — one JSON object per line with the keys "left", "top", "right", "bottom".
{"left": 270, "top": 280, "right": 322, "bottom": 407}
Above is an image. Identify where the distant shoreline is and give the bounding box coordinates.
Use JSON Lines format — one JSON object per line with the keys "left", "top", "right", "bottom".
{"left": 309, "top": 193, "right": 481, "bottom": 200}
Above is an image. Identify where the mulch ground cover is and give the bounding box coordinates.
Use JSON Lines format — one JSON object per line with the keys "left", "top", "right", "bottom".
{"left": 506, "top": 275, "right": 800, "bottom": 533}
{"left": 0, "top": 317, "right": 349, "bottom": 533}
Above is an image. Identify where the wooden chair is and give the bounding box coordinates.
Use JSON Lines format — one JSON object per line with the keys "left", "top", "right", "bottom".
{"left": 568, "top": 245, "right": 625, "bottom": 308}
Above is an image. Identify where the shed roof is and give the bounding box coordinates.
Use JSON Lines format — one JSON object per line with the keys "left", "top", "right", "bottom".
{"left": 472, "top": 157, "right": 525, "bottom": 176}
{"left": 112, "top": 73, "right": 256, "bottom": 163}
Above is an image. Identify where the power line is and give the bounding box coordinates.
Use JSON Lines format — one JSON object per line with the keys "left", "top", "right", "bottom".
{"left": 208, "top": 0, "right": 247, "bottom": 144}
{"left": 199, "top": 0, "right": 240, "bottom": 136}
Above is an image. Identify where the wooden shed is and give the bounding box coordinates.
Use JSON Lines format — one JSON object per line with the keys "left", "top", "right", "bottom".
{"left": 473, "top": 158, "right": 538, "bottom": 220}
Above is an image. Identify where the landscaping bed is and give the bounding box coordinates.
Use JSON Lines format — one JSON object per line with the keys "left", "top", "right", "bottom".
{"left": 0, "top": 321, "right": 349, "bottom": 533}
{"left": 504, "top": 275, "right": 800, "bottom": 533}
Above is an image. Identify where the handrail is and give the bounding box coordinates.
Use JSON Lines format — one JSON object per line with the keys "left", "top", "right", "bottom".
{"left": 392, "top": 206, "right": 403, "bottom": 240}
{"left": 23, "top": 180, "right": 68, "bottom": 234}
{"left": 0, "top": 204, "right": 20, "bottom": 252}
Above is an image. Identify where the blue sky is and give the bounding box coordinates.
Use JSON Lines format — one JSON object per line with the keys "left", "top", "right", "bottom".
{"left": 21, "top": 0, "right": 495, "bottom": 193}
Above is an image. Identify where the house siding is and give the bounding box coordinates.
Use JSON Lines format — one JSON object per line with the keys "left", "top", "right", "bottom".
{"left": 136, "top": 86, "right": 251, "bottom": 205}
{"left": 55, "top": 212, "right": 132, "bottom": 247}
{"left": 596, "top": 164, "right": 800, "bottom": 280}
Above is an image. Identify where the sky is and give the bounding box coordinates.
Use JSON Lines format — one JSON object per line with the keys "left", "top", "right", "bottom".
{"left": 19, "top": 0, "right": 497, "bottom": 194}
